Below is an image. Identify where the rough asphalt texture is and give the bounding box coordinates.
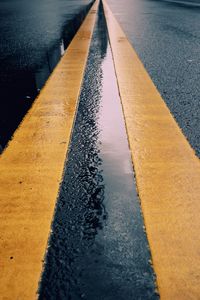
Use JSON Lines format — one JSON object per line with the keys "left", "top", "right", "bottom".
{"left": 39, "top": 6, "right": 158, "bottom": 300}
{"left": 0, "top": 0, "right": 93, "bottom": 149}
{"left": 107, "top": 0, "right": 200, "bottom": 157}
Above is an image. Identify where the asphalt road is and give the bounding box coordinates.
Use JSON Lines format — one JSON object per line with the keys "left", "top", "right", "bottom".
{"left": 107, "top": 0, "right": 200, "bottom": 157}
{"left": 0, "top": 0, "right": 93, "bottom": 150}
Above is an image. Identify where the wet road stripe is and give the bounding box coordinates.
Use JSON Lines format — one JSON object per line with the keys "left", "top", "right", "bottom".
{"left": 39, "top": 7, "right": 158, "bottom": 298}
{"left": 103, "top": 1, "right": 200, "bottom": 299}
{"left": 0, "top": 0, "right": 99, "bottom": 298}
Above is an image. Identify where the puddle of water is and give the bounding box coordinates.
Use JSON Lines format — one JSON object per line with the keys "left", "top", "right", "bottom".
{"left": 0, "top": 3, "right": 93, "bottom": 152}
{"left": 39, "top": 4, "right": 159, "bottom": 300}
{"left": 98, "top": 43, "right": 134, "bottom": 177}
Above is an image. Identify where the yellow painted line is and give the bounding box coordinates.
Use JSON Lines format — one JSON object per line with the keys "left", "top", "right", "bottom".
{"left": 0, "top": 1, "right": 99, "bottom": 298}
{"left": 103, "top": 1, "right": 200, "bottom": 299}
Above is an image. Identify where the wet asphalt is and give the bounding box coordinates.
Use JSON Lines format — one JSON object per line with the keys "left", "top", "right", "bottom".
{"left": 39, "top": 5, "right": 158, "bottom": 300}
{"left": 0, "top": 0, "right": 93, "bottom": 150}
{"left": 107, "top": 0, "right": 200, "bottom": 157}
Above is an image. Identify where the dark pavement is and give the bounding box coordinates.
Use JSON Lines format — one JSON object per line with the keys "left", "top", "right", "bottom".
{"left": 0, "top": 0, "right": 93, "bottom": 150}
{"left": 107, "top": 0, "right": 200, "bottom": 157}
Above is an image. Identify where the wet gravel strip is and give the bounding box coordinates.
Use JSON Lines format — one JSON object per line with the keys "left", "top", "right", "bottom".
{"left": 39, "top": 4, "right": 159, "bottom": 300}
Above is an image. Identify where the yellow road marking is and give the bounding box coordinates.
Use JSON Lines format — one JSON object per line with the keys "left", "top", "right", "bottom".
{"left": 103, "top": 1, "right": 200, "bottom": 299}
{"left": 0, "top": 1, "right": 98, "bottom": 298}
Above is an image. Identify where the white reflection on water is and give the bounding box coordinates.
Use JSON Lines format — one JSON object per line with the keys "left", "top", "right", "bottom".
{"left": 98, "top": 45, "right": 133, "bottom": 175}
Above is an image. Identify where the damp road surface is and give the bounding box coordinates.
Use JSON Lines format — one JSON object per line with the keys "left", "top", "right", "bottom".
{"left": 107, "top": 0, "right": 200, "bottom": 157}
{"left": 0, "top": 0, "right": 93, "bottom": 151}
{"left": 39, "top": 5, "right": 158, "bottom": 300}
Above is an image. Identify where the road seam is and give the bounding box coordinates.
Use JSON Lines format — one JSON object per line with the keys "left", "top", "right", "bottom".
{"left": 103, "top": 1, "right": 200, "bottom": 299}
{"left": 0, "top": 1, "right": 99, "bottom": 298}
